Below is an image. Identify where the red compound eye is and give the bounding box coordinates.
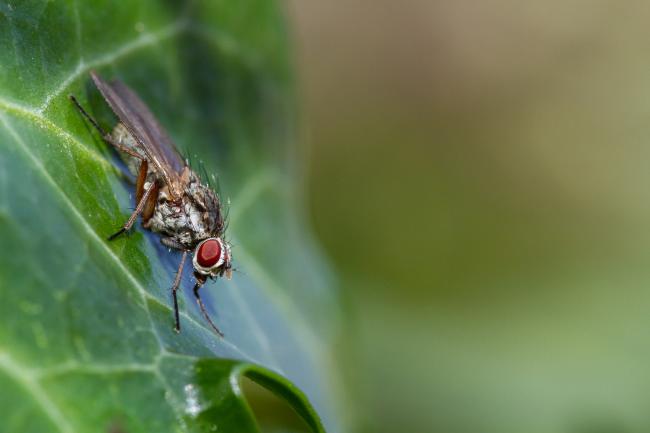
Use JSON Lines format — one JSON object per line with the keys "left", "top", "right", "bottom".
{"left": 197, "top": 238, "right": 222, "bottom": 268}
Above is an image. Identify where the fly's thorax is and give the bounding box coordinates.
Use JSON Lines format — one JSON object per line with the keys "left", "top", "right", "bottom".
{"left": 146, "top": 171, "right": 224, "bottom": 248}
{"left": 109, "top": 121, "right": 223, "bottom": 247}
{"left": 188, "top": 172, "right": 222, "bottom": 228}
{"left": 184, "top": 171, "right": 224, "bottom": 239}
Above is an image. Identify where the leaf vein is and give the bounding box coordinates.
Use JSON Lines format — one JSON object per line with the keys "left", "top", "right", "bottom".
{"left": 0, "top": 351, "right": 75, "bottom": 433}
{"left": 0, "top": 96, "right": 113, "bottom": 170}
{"left": 38, "top": 18, "right": 189, "bottom": 114}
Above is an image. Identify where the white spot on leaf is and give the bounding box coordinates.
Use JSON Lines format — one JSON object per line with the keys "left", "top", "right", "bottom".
{"left": 184, "top": 384, "right": 202, "bottom": 417}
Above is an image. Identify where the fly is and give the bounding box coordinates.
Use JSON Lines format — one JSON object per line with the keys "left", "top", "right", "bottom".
{"left": 70, "top": 70, "right": 232, "bottom": 337}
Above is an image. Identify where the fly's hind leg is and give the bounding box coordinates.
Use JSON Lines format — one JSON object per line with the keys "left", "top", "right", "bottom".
{"left": 69, "top": 95, "right": 143, "bottom": 160}
{"left": 69, "top": 95, "right": 154, "bottom": 240}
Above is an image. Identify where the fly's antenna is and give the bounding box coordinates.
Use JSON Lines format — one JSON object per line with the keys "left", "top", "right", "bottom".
{"left": 222, "top": 238, "right": 243, "bottom": 276}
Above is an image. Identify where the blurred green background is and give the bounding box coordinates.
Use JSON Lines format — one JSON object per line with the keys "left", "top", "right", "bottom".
{"left": 286, "top": 2, "right": 650, "bottom": 433}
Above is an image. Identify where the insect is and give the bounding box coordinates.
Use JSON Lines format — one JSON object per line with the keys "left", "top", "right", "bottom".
{"left": 70, "top": 70, "right": 232, "bottom": 336}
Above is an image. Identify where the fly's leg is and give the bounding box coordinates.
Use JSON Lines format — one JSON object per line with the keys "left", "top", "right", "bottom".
{"left": 135, "top": 159, "right": 148, "bottom": 204}
{"left": 170, "top": 250, "right": 188, "bottom": 333}
{"left": 161, "top": 237, "right": 190, "bottom": 333}
{"left": 141, "top": 174, "right": 159, "bottom": 224}
{"left": 161, "top": 237, "right": 186, "bottom": 250}
{"left": 69, "top": 95, "right": 144, "bottom": 160}
{"left": 193, "top": 274, "right": 224, "bottom": 337}
{"left": 108, "top": 181, "right": 158, "bottom": 240}
{"left": 70, "top": 95, "right": 155, "bottom": 240}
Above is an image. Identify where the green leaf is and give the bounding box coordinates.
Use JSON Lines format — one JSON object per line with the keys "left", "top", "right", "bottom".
{"left": 0, "top": 1, "right": 342, "bottom": 432}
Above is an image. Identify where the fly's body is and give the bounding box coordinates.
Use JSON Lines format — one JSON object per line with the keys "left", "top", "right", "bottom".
{"left": 146, "top": 171, "right": 221, "bottom": 247}
{"left": 112, "top": 123, "right": 223, "bottom": 248}
{"left": 70, "top": 71, "right": 232, "bottom": 336}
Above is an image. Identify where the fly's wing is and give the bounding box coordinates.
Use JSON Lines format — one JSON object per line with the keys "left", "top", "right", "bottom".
{"left": 90, "top": 70, "right": 185, "bottom": 198}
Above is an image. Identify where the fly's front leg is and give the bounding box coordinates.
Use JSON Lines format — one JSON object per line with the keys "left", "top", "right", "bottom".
{"left": 108, "top": 181, "right": 159, "bottom": 240}
{"left": 193, "top": 274, "right": 224, "bottom": 337}
{"left": 169, "top": 250, "right": 188, "bottom": 333}
{"left": 161, "top": 237, "right": 186, "bottom": 251}
{"left": 161, "top": 237, "right": 190, "bottom": 333}
{"left": 69, "top": 95, "right": 144, "bottom": 160}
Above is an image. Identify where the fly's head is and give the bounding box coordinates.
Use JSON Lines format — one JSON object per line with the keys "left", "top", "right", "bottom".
{"left": 192, "top": 237, "right": 232, "bottom": 279}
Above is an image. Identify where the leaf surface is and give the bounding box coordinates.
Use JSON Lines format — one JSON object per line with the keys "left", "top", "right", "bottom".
{"left": 0, "top": 1, "right": 341, "bottom": 432}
